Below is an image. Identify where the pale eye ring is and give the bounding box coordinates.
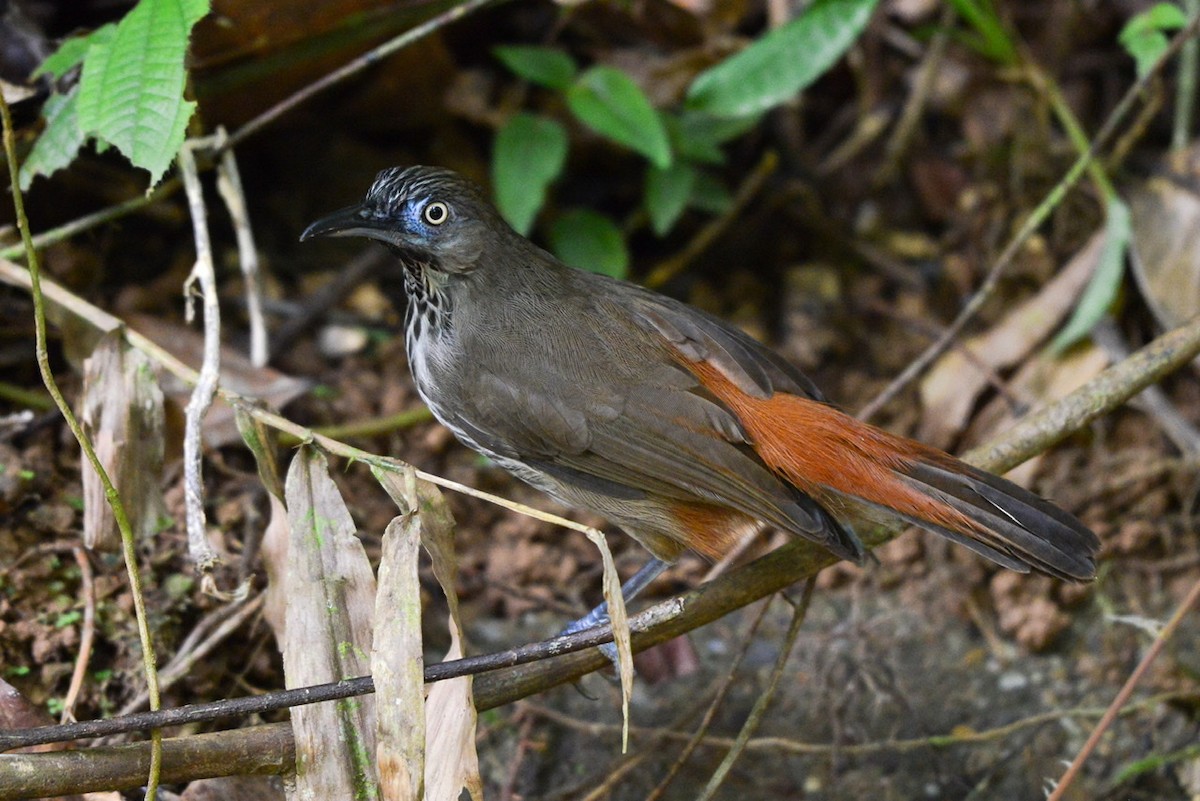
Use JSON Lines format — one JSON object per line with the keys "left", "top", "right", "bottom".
{"left": 423, "top": 201, "right": 449, "bottom": 225}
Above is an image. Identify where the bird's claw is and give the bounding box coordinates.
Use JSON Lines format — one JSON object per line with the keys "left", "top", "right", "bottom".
{"left": 560, "top": 605, "right": 621, "bottom": 669}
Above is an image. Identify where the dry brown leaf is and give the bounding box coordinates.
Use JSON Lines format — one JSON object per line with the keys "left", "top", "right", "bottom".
{"left": 283, "top": 447, "right": 379, "bottom": 801}
{"left": 1129, "top": 146, "right": 1200, "bottom": 330}
{"left": 372, "top": 481, "right": 425, "bottom": 801}
{"left": 0, "top": 679, "right": 91, "bottom": 800}
{"left": 237, "top": 405, "right": 292, "bottom": 641}
{"left": 423, "top": 626, "right": 482, "bottom": 801}
{"left": 918, "top": 232, "right": 1103, "bottom": 448}
{"left": 965, "top": 342, "right": 1110, "bottom": 487}
{"left": 585, "top": 526, "right": 633, "bottom": 750}
{"left": 0, "top": 677, "right": 62, "bottom": 752}
{"left": 374, "top": 467, "right": 482, "bottom": 801}
{"left": 128, "top": 313, "right": 309, "bottom": 447}
{"left": 259, "top": 493, "right": 291, "bottom": 643}
{"left": 79, "top": 331, "right": 166, "bottom": 550}
{"left": 234, "top": 407, "right": 285, "bottom": 501}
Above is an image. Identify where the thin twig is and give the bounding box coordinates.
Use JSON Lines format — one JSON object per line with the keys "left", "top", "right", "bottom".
{"left": 117, "top": 595, "right": 266, "bottom": 716}
{"left": 0, "top": 597, "right": 685, "bottom": 752}
{"left": 497, "top": 709, "right": 535, "bottom": 801}
{"left": 214, "top": 128, "right": 268, "bottom": 367}
{"left": 696, "top": 579, "right": 815, "bottom": 801}
{"left": 177, "top": 145, "right": 222, "bottom": 577}
{"left": 268, "top": 247, "right": 386, "bottom": 360}
{"left": 6, "top": 689, "right": 1193, "bottom": 801}
{"left": 0, "top": 380, "right": 53, "bottom": 410}
{"left": 1175, "top": 0, "right": 1199, "bottom": 152}
{"left": 564, "top": 692, "right": 716, "bottom": 801}
{"left": 3, "top": 272, "right": 1200, "bottom": 752}
{"left": 1046, "top": 576, "right": 1200, "bottom": 801}
{"left": 874, "top": 5, "right": 954, "bottom": 186}
{"left": 857, "top": 11, "right": 1200, "bottom": 422}
{"left": 1108, "top": 77, "right": 1164, "bottom": 172}
{"left": 60, "top": 547, "right": 96, "bottom": 723}
{"left": 0, "top": 1, "right": 500, "bottom": 272}
{"left": 577, "top": 751, "right": 650, "bottom": 801}
{"left": 526, "top": 689, "right": 1195, "bottom": 758}
{"left": 1031, "top": 61, "right": 1117, "bottom": 202}
{"left": 644, "top": 151, "right": 779, "bottom": 289}
{"left": 0, "top": 722, "right": 295, "bottom": 799}
{"left": 0, "top": 180, "right": 180, "bottom": 262}
{"left": 0, "top": 88, "right": 164, "bottom": 801}
{"left": 644, "top": 597, "right": 774, "bottom": 801}
{"left": 0, "top": 253, "right": 608, "bottom": 540}
{"left": 962, "top": 313, "right": 1200, "bottom": 474}
{"left": 221, "top": 0, "right": 503, "bottom": 151}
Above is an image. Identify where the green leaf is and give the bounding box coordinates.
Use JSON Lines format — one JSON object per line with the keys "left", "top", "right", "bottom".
{"left": 34, "top": 24, "right": 116, "bottom": 79}
{"left": 687, "top": 0, "right": 879, "bottom": 118}
{"left": 18, "top": 91, "right": 84, "bottom": 190}
{"left": 550, "top": 210, "right": 629, "bottom": 277}
{"left": 1052, "top": 197, "right": 1132, "bottom": 351}
{"left": 566, "top": 66, "right": 672, "bottom": 168}
{"left": 645, "top": 162, "right": 697, "bottom": 236}
{"left": 666, "top": 110, "right": 761, "bottom": 164}
{"left": 492, "top": 112, "right": 568, "bottom": 235}
{"left": 945, "top": 0, "right": 1018, "bottom": 65}
{"left": 55, "top": 610, "right": 82, "bottom": 628}
{"left": 76, "top": 0, "right": 211, "bottom": 185}
{"left": 689, "top": 170, "right": 733, "bottom": 214}
{"left": 493, "top": 45, "right": 577, "bottom": 90}
{"left": 1119, "top": 3, "right": 1187, "bottom": 78}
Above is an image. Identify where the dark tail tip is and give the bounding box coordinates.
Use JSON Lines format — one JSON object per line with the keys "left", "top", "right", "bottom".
{"left": 903, "top": 461, "right": 1099, "bottom": 581}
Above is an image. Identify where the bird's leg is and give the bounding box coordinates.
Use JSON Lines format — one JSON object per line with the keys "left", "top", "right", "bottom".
{"left": 560, "top": 557, "right": 668, "bottom": 638}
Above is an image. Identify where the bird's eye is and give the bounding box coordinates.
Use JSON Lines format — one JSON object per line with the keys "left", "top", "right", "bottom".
{"left": 422, "top": 201, "right": 449, "bottom": 226}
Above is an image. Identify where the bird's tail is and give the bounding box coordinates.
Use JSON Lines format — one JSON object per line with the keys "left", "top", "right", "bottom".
{"left": 690, "top": 361, "right": 1099, "bottom": 580}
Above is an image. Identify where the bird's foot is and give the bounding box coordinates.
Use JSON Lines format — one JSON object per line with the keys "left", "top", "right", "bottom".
{"left": 560, "top": 603, "right": 619, "bottom": 665}
{"left": 558, "top": 557, "right": 671, "bottom": 669}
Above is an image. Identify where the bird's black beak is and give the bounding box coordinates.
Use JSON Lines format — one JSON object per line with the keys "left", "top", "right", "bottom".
{"left": 301, "top": 204, "right": 394, "bottom": 243}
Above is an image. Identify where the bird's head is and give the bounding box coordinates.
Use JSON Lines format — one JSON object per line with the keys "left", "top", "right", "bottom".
{"left": 301, "top": 166, "right": 505, "bottom": 275}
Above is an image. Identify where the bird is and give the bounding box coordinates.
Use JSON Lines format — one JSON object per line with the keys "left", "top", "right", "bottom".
{"left": 301, "top": 165, "right": 1099, "bottom": 625}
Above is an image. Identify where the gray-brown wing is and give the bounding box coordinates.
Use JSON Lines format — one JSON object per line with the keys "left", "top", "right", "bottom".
{"left": 440, "top": 278, "right": 859, "bottom": 556}
{"left": 615, "top": 280, "right": 827, "bottom": 402}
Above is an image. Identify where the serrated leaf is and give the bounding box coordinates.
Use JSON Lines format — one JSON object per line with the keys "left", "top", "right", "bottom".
{"left": 34, "top": 24, "right": 116, "bottom": 80}
{"left": 76, "top": 0, "right": 210, "bottom": 185}
{"left": 1053, "top": 197, "right": 1132, "bottom": 351}
{"left": 493, "top": 45, "right": 577, "bottom": 90}
{"left": 18, "top": 91, "right": 84, "bottom": 190}
{"left": 492, "top": 112, "right": 568, "bottom": 235}
{"left": 566, "top": 66, "right": 671, "bottom": 168}
{"left": 645, "top": 161, "right": 697, "bottom": 236}
{"left": 550, "top": 209, "right": 629, "bottom": 278}
{"left": 1119, "top": 3, "right": 1187, "bottom": 78}
{"left": 687, "top": 0, "right": 879, "bottom": 118}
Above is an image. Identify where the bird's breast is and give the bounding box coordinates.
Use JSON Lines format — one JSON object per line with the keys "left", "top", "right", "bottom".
{"left": 404, "top": 293, "right": 458, "bottom": 421}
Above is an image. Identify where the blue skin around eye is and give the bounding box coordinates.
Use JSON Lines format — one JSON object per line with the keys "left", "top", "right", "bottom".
{"left": 404, "top": 198, "right": 443, "bottom": 240}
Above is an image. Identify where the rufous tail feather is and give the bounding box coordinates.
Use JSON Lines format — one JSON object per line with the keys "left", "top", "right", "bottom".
{"left": 688, "top": 359, "right": 1098, "bottom": 580}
